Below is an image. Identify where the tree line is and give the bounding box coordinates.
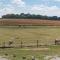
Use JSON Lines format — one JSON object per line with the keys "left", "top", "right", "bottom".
{"left": 2, "top": 13, "right": 60, "bottom": 20}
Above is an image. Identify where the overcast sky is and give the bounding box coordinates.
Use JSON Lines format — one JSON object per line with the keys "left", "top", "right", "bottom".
{"left": 0, "top": 0, "right": 60, "bottom": 17}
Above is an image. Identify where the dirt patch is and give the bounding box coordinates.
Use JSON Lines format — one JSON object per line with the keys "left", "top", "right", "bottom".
{"left": 0, "top": 56, "right": 9, "bottom": 60}
{"left": 20, "top": 48, "right": 49, "bottom": 51}
{"left": 44, "top": 55, "right": 60, "bottom": 60}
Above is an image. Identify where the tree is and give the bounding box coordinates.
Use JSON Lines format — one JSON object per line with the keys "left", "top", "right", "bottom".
{"left": 2, "top": 13, "right": 60, "bottom": 20}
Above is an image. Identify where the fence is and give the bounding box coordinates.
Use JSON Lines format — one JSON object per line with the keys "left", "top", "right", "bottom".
{"left": 0, "top": 39, "right": 57, "bottom": 48}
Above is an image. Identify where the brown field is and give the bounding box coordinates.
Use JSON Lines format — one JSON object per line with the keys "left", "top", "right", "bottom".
{"left": 0, "top": 19, "right": 60, "bottom": 26}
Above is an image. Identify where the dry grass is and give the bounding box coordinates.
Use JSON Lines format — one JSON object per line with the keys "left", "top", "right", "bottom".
{"left": 0, "top": 26, "right": 59, "bottom": 47}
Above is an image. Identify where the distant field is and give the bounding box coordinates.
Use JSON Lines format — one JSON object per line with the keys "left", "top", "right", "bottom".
{"left": 0, "top": 19, "right": 60, "bottom": 26}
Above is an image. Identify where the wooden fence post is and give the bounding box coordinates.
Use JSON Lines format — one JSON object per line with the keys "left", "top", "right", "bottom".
{"left": 37, "top": 40, "right": 38, "bottom": 48}
{"left": 55, "top": 40, "right": 56, "bottom": 45}
{"left": 21, "top": 40, "right": 23, "bottom": 48}
{"left": 2, "top": 42, "right": 5, "bottom": 48}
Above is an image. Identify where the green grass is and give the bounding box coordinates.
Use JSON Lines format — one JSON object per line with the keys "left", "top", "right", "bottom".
{"left": 0, "top": 26, "right": 60, "bottom": 60}
{"left": 0, "top": 46, "right": 60, "bottom": 60}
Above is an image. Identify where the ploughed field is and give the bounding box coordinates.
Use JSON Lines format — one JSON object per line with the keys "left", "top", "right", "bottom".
{"left": 0, "top": 19, "right": 60, "bottom": 26}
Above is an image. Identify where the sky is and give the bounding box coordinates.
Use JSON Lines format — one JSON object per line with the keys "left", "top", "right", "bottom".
{"left": 0, "top": 0, "right": 60, "bottom": 17}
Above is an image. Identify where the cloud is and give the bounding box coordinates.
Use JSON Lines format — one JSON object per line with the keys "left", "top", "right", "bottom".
{"left": 30, "top": 5, "right": 60, "bottom": 16}
{"left": 11, "top": 0, "right": 25, "bottom": 7}
{"left": 0, "top": 5, "right": 16, "bottom": 17}
{"left": 42, "top": 0, "right": 60, "bottom": 2}
{"left": 0, "top": 0, "right": 26, "bottom": 17}
{"left": 0, "top": 0, "right": 60, "bottom": 17}
{"left": 54, "top": 0, "right": 60, "bottom": 2}
{"left": 0, "top": 4, "right": 60, "bottom": 17}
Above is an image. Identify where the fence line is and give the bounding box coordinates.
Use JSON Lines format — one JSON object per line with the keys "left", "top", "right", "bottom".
{"left": 0, "top": 40, "right": 59, "bottom": 48}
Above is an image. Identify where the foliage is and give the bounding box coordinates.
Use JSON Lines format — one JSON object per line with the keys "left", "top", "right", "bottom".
{"left": 2, "top": 13, "right": 60, "bottom": 20}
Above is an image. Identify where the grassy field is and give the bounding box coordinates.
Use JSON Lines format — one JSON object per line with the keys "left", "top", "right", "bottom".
{"left": 0, "top": 26, "right": 60, "bottom": 45}
{"left": 0, "top": 45, "right": 60, "bottom": 60}
{"left": 0, "top": 26, "right": 60, "bottom": 60}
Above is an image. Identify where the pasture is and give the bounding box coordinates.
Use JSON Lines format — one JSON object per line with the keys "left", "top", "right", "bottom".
{"left": 0, "top": 26, "right": 60, "bottom": 60}
{"left": 0, "top": 26, "right": 60, "bottom": 46}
